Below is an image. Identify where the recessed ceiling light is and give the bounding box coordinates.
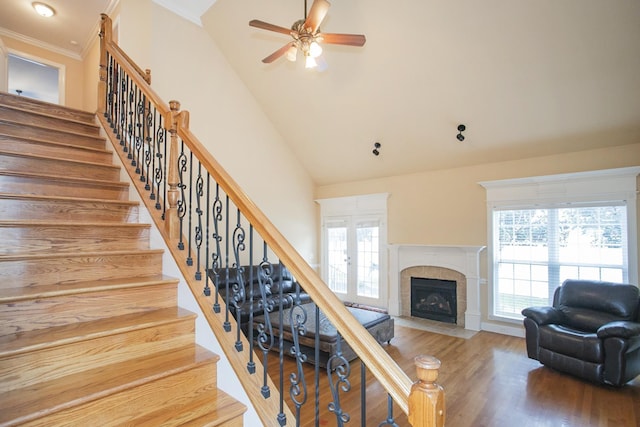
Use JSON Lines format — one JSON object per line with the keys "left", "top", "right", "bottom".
{"left": 32, "top": 2, "right": 55, "bottom": 18}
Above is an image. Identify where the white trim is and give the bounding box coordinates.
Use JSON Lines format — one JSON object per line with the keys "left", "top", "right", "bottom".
{"left": 480, "top": 166, "right": 640, "bottom": 323}
{"left": 316, "top": 193, "right": 389, "bottom": 308}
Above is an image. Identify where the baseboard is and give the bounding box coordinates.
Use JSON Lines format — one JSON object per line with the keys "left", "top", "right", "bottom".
{"left": 481, "top": 321, "right": 525, "bottom": 338}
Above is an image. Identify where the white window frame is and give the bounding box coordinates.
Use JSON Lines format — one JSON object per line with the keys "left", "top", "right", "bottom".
{"left": 316, "top": 193, "right": 389, "bottom": 308}
{"left": 480, "top": 167, "right": 640, "bottom": 323}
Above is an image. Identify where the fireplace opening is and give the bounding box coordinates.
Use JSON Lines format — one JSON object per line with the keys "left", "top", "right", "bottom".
{"left": 411, "top": 277, "right": 457, "bottom": 324}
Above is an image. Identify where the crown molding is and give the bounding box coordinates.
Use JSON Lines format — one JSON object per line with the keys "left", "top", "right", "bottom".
{"left": 0, "top": 27, "right": 81, "bottom": 61}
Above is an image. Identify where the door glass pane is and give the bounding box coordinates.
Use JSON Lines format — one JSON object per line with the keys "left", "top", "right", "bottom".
{"left": 327, "top": 225, "right": 348, "bottom": 294}
{"left": 356, "top": 223, "right": 379, "bottom": 298}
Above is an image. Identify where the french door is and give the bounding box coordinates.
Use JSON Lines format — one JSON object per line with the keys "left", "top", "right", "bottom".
{"left": 323, "top": 216, "right": 385, "bottom": 307}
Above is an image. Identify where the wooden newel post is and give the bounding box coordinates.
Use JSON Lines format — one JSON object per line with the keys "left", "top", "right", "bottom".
{"left": 165, "top": 100, "right": 182, "bottom": 240}
{"left": 97, "top": 14, "right": 112, "bottom": 116}
{"left": 408, "top": 355, "right": 445, "bottom": 427}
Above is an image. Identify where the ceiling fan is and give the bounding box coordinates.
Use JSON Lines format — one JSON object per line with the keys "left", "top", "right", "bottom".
{"left": 249, "top": 0, "right": 366, "bottom": 69}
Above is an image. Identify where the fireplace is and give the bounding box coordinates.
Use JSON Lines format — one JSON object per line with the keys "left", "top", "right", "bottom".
{"left": 411, "top": 277, "right": 457, "bottom": 324}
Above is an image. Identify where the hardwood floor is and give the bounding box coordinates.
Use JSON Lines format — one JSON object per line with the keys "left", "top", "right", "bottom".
{"left": 269, "top": 323, "right": 640, "bottom": 427}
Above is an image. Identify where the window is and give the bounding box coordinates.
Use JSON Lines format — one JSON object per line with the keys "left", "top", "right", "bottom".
{"left": 481, "top": 167, "right": 639, "bottom": 321}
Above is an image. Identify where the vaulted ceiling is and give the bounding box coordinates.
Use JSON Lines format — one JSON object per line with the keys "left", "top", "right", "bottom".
{"left": 2, "top": 0, "right": 639, "bottom": 185}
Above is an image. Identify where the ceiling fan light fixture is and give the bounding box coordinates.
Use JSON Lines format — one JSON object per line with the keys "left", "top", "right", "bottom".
{"left": 309, "top": 41, "right": 323, "bottom": 58}
{"left": 305, "top": 54, "right": 318, "bottom": 69}
{"left": 286, "top": 45, "right": 298, "bottom": 62}
{"left": 32, "top": 2, "right": 55, "bottom": 18}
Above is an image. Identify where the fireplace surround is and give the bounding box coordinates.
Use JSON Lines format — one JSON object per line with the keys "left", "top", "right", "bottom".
{"left": 389, "top": 244, "right": 485, "bottom": 331}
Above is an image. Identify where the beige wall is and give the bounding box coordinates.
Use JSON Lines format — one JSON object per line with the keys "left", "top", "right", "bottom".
{"left": 113, "top": 0, "right": 318, "bottom": 265}
{"left": 316, "top": 143, "right": 640, "bottom": 329}
{"left": 1, "top": 35, "right": 84, "bottom": 110}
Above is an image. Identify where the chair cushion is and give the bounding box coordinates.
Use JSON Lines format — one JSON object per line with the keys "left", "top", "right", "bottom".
{"left": 539, "top": 324, "right": 604, "bottom": 363}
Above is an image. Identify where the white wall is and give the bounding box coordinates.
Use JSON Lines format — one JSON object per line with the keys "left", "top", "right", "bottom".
{"left": 116, "top": 0, "right": 317, "bottom": 266}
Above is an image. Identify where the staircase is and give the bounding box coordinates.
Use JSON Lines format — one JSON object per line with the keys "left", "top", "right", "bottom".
{"left": 0, "top": 92, "right": 246, "bottom": 426}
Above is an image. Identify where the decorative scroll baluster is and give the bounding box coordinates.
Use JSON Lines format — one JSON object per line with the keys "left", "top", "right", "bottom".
{"left": 231, "top": 208, "right": 246, "bottom": 351}
{"left": 154, "top": 112, "right": 165, "bottom": 211}
{"left": 211, "top": 184, "right": 223, "bottom": 313}
{"left": 176, "top": 141, "right": 188, "bottom": 251}
{"left": 143, "top": 97, "right": 153, "bottom": 190}
{"left": 185, "top": 151, "right": 194, "bottom": 264}
{"left": 246, "top": 227, "right": 256, "bottom": 374}
{"left": 256, "top": 250, "right": 274, "bottom": 400}
{"left": 194, "top": 163, "right": 204, "bottom": 280}
{"left": 288, "top": 293, "right": 308, "bottom": 424}
{"left": 327, "top": 332, "right": 351, "bottom": 426}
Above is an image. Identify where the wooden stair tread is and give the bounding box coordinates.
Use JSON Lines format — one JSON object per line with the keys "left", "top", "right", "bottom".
{"left": 0, "top": 345, "right": 219, "bottom": 426}
{"left": 0, "top": 170, "right": 129, "bottom": 187}
{"left": 0, "top": 248, "right": 164, "bottom": 262}
{"left": 0, "top": 132, "right": 112, "bottom": 155}
{"left": 0, "top": 273, "right": 178, "bottom": 303}
{"left": 0, "top": 93, "right": 96, "bottom": 124}
{"left": 130, "top": 388, "right": 246, "bottom": 427}
{"left": 0, "top": 117, "right": 103, "bottom": 141}
{"left": 0, "top": 104, "right": 101, "bottom": 130}
{"left": 0, "top": 192, "right": 138, "bottom": 207}
{"left": 0, "top": 219, "right": 150, "bottom": 227}
{"left": 0, "top": 149, "right": 120, "bottom": 170}
{"left": 0, "top": 306, "right": 194, "bottom": 358}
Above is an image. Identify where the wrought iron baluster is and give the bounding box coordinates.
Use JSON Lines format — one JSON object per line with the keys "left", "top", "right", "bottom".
{"left": 176, "top": 141, "right": 187, "bottom": 251}
{"left": 128, "top": 76, "right": 136, "bottom": 164}
{"left": 105, "top": 53, "right": 113, "bottom": 121}
{"left": 203, "top": 174, "right": 211, "bottom": 297}
{"left": 231, "top": 208, "right": 246, "bottom": 351}
{"left": 327, "top": 332, "right": 352, "bottom": 427}
{"left": 288, "top": 292, "right": 308, "bottom": 426}
{"left": 314, "top": 304, "right": 321, "bottom": 427}
{"left": 194, "top": 162, "right": 204, "bottom": 280}
{"left": 246, "top": 226, "right": 256, "bottom": 374}
{"left": 186, "top": 150, "right": 194, "bottom": 265}
{"left": 222, "top": 195, "right": 231, "bottom": 332}
{"left": 211, "top": 184, "right": 223, "bottom": 313}
{"left": 378, "top": 394, "right": 400, "bottom": 427}
{"left": 143, "top": 97, "right": 153, "bottom": 189}
{"left": 154, "top": 111, "right": 165, "bottom": 211}
{"left": 256, "top": 250, "right": 274, "bottom": 400}
{"left": 275, "top": 261, "right": 286, "bottom": 427}
{"left": 120, "top": 71, "right": 128, "bottom": 151}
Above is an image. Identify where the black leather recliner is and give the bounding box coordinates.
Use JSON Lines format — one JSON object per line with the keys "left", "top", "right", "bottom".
{"left": 522, "top": 279, "right": 640, "bottom": 386}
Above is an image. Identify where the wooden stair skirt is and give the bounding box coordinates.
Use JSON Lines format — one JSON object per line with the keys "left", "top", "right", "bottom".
{"left": 0, "top": 92, "right": 246, "bottom": 427}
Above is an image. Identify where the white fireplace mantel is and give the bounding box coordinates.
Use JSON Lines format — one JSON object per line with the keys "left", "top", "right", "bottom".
{"left": 388, "top": 244, "right": 486, "bottom": 331}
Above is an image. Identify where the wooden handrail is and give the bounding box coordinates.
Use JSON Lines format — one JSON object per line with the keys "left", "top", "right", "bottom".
{"left": 98, "top": 13, "right": 442, "bottom": 426}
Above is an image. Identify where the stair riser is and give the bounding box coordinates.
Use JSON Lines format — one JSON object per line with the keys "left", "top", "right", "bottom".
{"left": 0, "top": 251, "right": 164, "bottom": 288}
{"left": 0, "top": 121, "right": 105, "bottom": 150}
{"left": 0, "top": 224, "right": 150, "bottom": 255}
{"left": 0, "top": 153, "right": 120, "bottom": 181}
{"left": 0, "top": 318, "right": 196, "bottom": 391}
{"left": 0, "top": 174, "right": 129, "bottom": 200}
{"left": 0, "top": 135, "right": 113, "bottom": 164}
{"left": 0, "top": 283, "right": 177, "bottom": 336}
{"left": 0, "top": 93, "right": 95, "bottom": 124}
{"left": 19, "top": 361, "right": 218, "bottom": 427}
{"left": 0, "top": 106, "right": 100, "bottom": 136}
{"left": 0, "top": 197, "right": 139, "bottom": 222}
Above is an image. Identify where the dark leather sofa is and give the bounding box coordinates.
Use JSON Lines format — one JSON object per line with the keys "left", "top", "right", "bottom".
{"left": 208, "top": 263, "right": 310, "bottom": 326}
{"left": 521, "top": 279, "right": 640, "bottom": 386}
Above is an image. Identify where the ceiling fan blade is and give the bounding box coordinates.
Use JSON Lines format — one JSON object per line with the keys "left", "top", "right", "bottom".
{"left": 262, "top": 42, "right": 295, "bottom": 63}
{"left": 249, "top": 19, "right": 293, "bottom": 36}
{"left": 305, "top": 0, "right": 330, "bottom": 33}
{"left": 320, "top": 33, "right": 366, "bottom": 47}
